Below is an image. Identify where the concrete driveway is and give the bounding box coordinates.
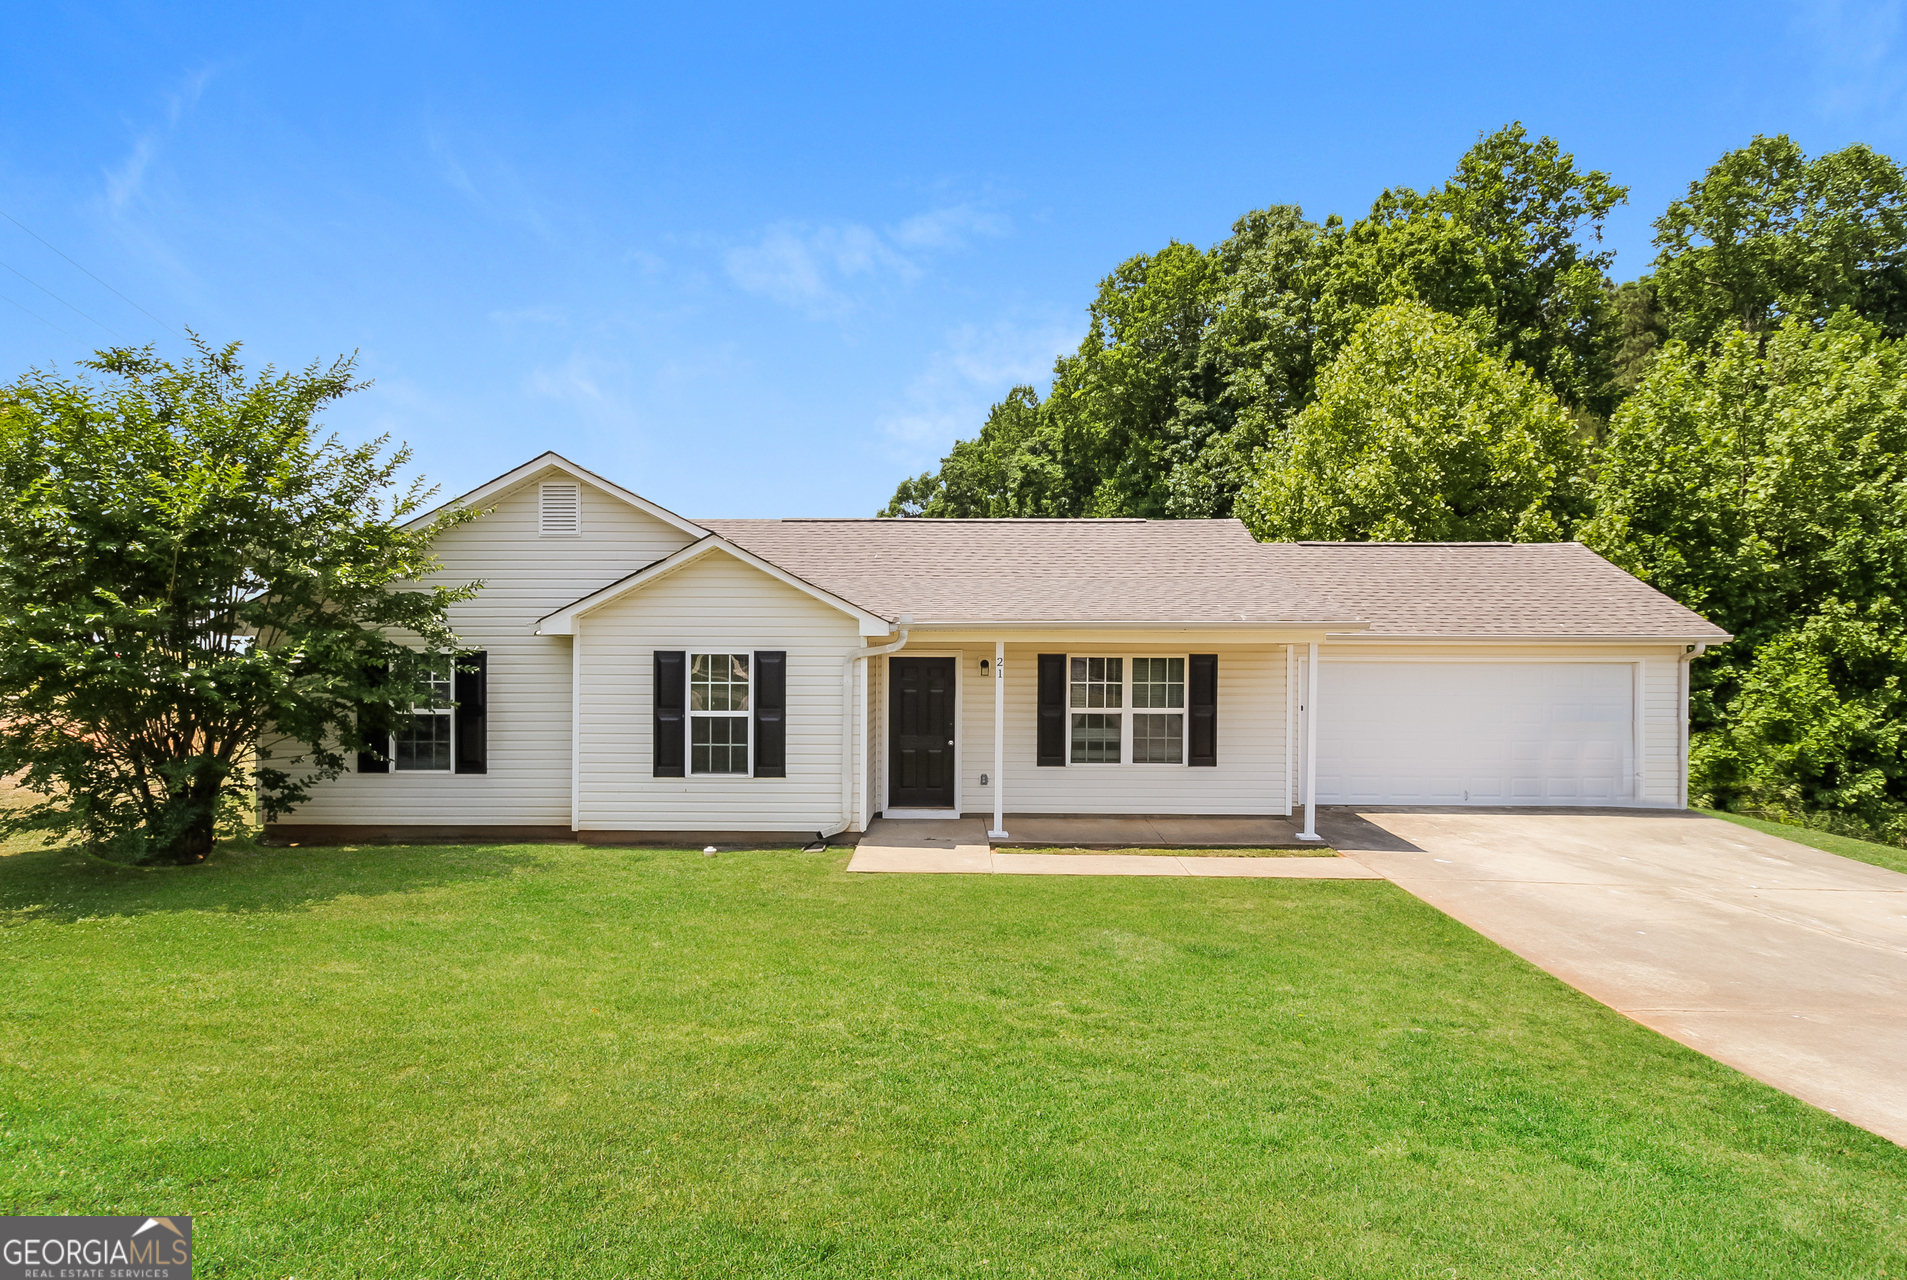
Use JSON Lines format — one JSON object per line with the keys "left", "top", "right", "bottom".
{"left": 1324, "top": 808, "right": 1907, "bottom": 1146}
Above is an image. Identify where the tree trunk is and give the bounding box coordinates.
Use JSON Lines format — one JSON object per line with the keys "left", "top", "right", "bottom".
{"left": 146, "top": 789, "right": 218, "bottom": 865}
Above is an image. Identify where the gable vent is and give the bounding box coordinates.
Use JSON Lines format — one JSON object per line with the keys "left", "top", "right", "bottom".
{"left": 539, "top": 482, "right": 581, "bottom": 536}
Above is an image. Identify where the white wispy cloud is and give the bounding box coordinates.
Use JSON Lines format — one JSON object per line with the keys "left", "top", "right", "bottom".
{"left": 489, "top": 305, "right": 569, "bottom": 327}
{"left": 888, "top": 203, "right": 1012, "bottom": 250}
{"left": 877, "top": 316, "right": 1078, "bottom": 456}
{"left": 724, "top": 203, "right": 1011, "bottom": 317}
{"left": 424, "top": 125, "right": 555, "bottom": 241}
{"left": 526, "top": 351, "right": 617, "bottom": 408}
{"left": 1796, "top": 0, "right": 1907, "bottom": 118}
{"left": 101, "top": 64, "right": 217, "bottom": 211}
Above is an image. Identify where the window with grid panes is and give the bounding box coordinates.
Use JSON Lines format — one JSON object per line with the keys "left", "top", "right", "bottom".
{"left": 393, "top": 659, "right": 453, "bottom": 771}
{"left": 1131, "top": 657, "right": 1185, "bottom": 764}
{"left": 1070, "top": 656, "right": 1122, "bottom": 763}
{"left": 690, "top": 653, "right": 750, "bottom": 774}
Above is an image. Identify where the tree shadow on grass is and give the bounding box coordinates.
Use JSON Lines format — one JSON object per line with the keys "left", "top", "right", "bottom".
{"left": 0, "top": 837, "right": 551, "bottom": 924}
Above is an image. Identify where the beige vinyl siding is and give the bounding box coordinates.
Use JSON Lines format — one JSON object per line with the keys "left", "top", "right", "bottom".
{"left": 864, "top": 654, "right": 883, "bottom": 827}
{"left": 869, "top": 642, "right": 1292, "bottom": 818}
{"left": 575, "top": 550, "right": 860, "bottom": 832}
{"left": 275, "top": 469, "right": 697, "bottom": 827}
{"left": 1641, "top": 655, "right": 1683, "bottom": 805}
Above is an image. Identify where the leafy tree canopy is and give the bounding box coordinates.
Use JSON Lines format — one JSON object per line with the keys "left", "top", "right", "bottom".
{"left": 1582, "top": 317, "right": 1907, "bottom": 683}
{"left": 1237, "top": 302, "right": 1587, "bottom": 542}
{"left": 1581, "top": 317, "right": 1907, "bottom": 832}
{"left": 1649, "top": 136, "right": 1907, "bottom": 350}
{"left": 0, "top": 339, "right": 478, "bottom": 864}
{"left": 883, "top": 124, "right": 1624, "bottom": 520}
{"left": 1690, "top": 603, "right": 1907, "bottom": 841}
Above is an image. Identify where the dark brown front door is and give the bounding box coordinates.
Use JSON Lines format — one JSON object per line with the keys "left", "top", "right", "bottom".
{"left": 889, "top": 657, "right": 956, "bottom": 809}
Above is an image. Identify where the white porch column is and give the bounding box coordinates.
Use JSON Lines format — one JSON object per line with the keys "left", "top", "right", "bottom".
{"left": 1298, "top": 640, "right": 1323, "bottom": 841}
{"left": 988, "top": 640, "right": 1008, "bottom": 838}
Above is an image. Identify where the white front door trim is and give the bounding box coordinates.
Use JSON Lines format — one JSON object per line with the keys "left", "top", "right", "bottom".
{"left": 880, "top": 649, "right": 964, "bottom": 816}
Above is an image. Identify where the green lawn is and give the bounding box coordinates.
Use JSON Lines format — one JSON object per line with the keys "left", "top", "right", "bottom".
{"left": 1701, "top": 808, "right": 1907, "bottom": 877}
{"left": 2, "top": 839, "right": 1904, "bottom": 1277}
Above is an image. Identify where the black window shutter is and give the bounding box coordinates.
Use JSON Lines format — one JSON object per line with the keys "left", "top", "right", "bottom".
{"left": 654, "top": 650, "right": 686, "bottom": 777}
{"left": 454, "top": 651, "right": 488, "bottom": 774}
{"left": 1188, "top": 654, "right": 1217, "bottom": 767}
{"left": 1037, "top": 653, "right": 1066, "bottom": 767}
{"left": 753, "top": 650, "right": 787, "bottom": 777}
{"left": 357, "top": 662, "right": 390, "bottom": 774}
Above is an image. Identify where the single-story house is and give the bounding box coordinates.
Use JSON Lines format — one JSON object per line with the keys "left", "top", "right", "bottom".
{"left": 266, "top": 452, "right": 1732, "bottom": 845}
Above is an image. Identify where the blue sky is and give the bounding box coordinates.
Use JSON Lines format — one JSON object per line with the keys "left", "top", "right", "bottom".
{"left": 3, "top": 2, "right": 1904, "bottom": 516}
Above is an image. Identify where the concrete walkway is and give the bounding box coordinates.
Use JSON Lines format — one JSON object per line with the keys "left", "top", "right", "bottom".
{"left": 848, "top": 818, "right": 1381, "bottom": 879}
{"left": 1329, "top": 808, "right": 1907, "bottom": 1147}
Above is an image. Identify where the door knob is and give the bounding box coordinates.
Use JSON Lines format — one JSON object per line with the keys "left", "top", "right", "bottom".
{"left": 947, "top": 739, "right": 954, "bottom": 745}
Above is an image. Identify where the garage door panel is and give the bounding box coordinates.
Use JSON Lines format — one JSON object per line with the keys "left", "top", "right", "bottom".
{"left": 1316, "top": 663, "right": 1634, "bottom": 806}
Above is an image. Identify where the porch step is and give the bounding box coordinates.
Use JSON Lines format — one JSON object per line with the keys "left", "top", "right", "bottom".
{"left": 851, "top": 817, "right": 1380, "bottom": 878}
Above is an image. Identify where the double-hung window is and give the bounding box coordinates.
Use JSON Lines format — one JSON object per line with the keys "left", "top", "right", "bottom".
{"left": 1068, "top": 656, "right": 1185, "bottom": 765}
{"left": 689, "top": 653, "right": 750, "bottom": 774}
{"left": 1130, "top": 657, "right": 1185, "bottom": 764}
{"left": 1070, "top": 657, "right": 1123, "bottom": 763}
{"left": 393, "top": 659, "right": 453, "bottom": 771}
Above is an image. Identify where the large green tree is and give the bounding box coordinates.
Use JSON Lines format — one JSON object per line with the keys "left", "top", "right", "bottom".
{"left": 1689, "top": 603, "right": 1907, "bottom": 840}
{"left": 1237, "top": 302, "right": 1587, "bottom": 542}
{"left": 1647, "top": 135, "right": 1907, "bottom": 351}
{"left": 883, "top": 124, "right": 1624, "bottom": 520}
{"left": 1313, "top": 123, "right": 1626, "bottom": 419}
{"left": 1582, "top": 318, "right": 1907, "bottom": 828}
{"left": 0, "top": 340, "right": 478, "bottom": 864}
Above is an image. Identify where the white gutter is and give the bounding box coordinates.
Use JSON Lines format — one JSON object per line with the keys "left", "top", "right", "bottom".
{"left": 830, "top": 617, "right": 911, "bottom": 838}
{"left": 895, "top": 618, "right": 1371, "bottom": 632}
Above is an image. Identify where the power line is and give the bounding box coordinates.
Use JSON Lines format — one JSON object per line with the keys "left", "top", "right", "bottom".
{"left": 0, "top": 256, "right": 122, "bottom": 339}
{"left": 0, "top": 205, "right": 183, "bottom": 340}
{"left": 0, "top": 288, "right": 81, "bottom": 342}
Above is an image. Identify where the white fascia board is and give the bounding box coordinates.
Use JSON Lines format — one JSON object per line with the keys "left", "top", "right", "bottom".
{"left": 534, "top": 535, "right": 892, "bottom": 636}
{"left": 1324, "top": 631, "right": 1735, "bottom": 645}
{"left": 898, "top": 618, "right": 1373, "bottom": 632}
{"left": 402, "top": 451, "right": 707, "bottom": 540}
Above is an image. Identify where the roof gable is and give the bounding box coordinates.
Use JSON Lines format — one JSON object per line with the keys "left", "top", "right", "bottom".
{"left": 404, "top": 451, "right": 706, "bottom": 541}
{"left": 534, "top": 535, "right": 893, "bottom": 636}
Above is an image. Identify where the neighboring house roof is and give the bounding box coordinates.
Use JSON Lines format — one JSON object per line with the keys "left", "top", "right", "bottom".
{"left": 691, "top": 519, "right": 1729, "bottom": 640}
{"left": 403, "top": 451, "right": 708, "bottom": 540}
{"left": 1256, "top": 542, "right": 1732, "bottom": 640}
{"left": 694, "top": 518, "right": 1365, "bottom": 628}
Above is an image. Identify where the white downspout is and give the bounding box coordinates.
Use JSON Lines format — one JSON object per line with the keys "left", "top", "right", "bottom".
{"left": 1298, "top": 640, "right": 1322, "bottom": 841}
{"left": 831, "top": 617, "right": 910, "bottom": 838}
{"left": 989, "top": 640, "right": 1007, "bottom": 839}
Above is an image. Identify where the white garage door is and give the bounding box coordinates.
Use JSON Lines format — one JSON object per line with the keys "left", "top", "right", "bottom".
{"left": 1314, "top": 662, "right": 1635, "bottom": 805}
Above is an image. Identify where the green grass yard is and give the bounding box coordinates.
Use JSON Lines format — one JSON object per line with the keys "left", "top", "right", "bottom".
{"left": 2, "top": 838, "right": 1905, "bottom": 1277}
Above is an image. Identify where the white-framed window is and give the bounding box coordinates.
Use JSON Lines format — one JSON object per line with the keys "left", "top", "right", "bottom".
{"left": 393, "top": 659, "right": 454, "bottom": 772}
{"left": 689, "top": 652, "right": 750, "bottom": 775}
{"left": 1068, "top": 655, "right": 1186, "bottom": 766}
{"left": 540, "top": 482, "right": 581, "bottom": 537}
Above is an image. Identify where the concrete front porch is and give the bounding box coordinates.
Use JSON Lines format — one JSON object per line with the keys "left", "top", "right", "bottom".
{"left": 848, "top": 816, "right": 1380, "bottom": 878}
{"left": 979, "top": 813, "right": 1311, "bottom": 849}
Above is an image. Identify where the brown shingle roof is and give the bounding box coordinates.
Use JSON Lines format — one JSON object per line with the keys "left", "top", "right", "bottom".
{"left": 1256, "top": 541, "right": 1730, "bottom": 638}
{"left": 691, "top": 518, "right": 1729, "bottom": 639}
{"left": 694, "top": 518, "right": 1354, "bottom": 625}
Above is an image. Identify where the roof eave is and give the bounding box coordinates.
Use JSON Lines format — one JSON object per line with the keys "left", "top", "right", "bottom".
{"left": 402, "top": 451, "right": 707, "bottom": 540}
{"left": 1324, "top": 631, "right": 1734, "bottom": 644}
{"left": 896, "top": 618, "right": 1374, "bottom": 632}
{"left": 534, "top": 535, "right": 892, "bottom": 635}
